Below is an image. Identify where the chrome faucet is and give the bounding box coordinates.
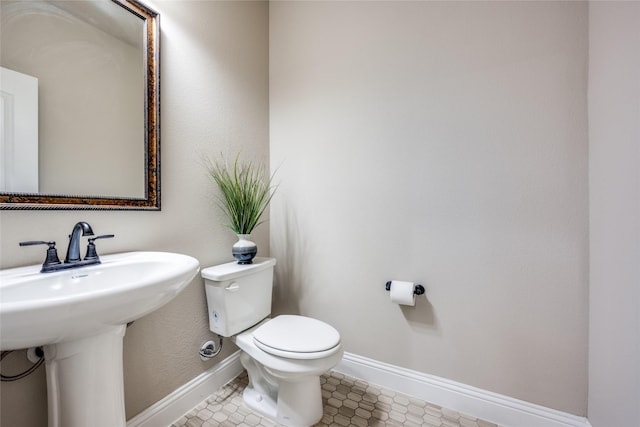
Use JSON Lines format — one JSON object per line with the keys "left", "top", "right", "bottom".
{"left": 65, "top": 221, "right": 95, "bottom": 263}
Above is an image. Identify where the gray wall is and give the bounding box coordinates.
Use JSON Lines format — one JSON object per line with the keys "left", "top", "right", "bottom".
{"left": 269, "top": 1, "right": 589, "bottom": 415}
{"left": 0, "top": 1, "right": 269, "bottom": 425}
{"left": 588, "top": 2, "right": 640, "bottom": 426}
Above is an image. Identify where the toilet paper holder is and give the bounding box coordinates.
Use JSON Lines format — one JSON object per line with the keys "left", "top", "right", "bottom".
{"left": 385, "top": 281, "right": 425, "bottom": 295}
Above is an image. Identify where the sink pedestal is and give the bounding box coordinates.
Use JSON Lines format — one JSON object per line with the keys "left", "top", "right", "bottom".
{"left": 44, "top": 325, "right": 127, "bottom": 427}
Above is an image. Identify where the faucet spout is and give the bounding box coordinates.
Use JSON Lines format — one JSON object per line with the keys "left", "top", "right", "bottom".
{"left": 65, "top": 222, "right": 95, "bottom": 263}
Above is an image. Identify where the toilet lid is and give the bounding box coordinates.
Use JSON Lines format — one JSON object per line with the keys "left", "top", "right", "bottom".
{"left": 253, "top": 315, "right": 341, "bottom": 359}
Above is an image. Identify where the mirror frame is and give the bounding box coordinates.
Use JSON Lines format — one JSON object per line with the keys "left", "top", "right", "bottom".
{"left": 0, "top": 0, "right": 160, "bottom": 210}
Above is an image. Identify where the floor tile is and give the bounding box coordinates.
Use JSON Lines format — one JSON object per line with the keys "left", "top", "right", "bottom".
{"left": 172, "top": 370, "right": 501, "bottom": 427}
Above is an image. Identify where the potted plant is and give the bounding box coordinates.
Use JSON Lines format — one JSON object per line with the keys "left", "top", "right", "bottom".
{"left": 206, "top": 153, "right": 276, "bottom": 264}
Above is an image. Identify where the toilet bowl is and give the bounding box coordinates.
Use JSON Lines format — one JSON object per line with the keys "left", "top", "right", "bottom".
{"left": 233, "top": 316, "right": 343, "bottom": 425}
{"left": 201, "top": 258, "right": 343, "bottom": 427}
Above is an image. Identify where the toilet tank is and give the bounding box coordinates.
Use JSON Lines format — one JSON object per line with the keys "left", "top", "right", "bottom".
{"left": 201, "top": 257, "right": 276, "bottom": 337}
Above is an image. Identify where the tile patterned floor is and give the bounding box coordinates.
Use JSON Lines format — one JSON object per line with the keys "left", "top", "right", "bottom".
{"left": 171, "top": 370, "right": 500, "bottom": 427}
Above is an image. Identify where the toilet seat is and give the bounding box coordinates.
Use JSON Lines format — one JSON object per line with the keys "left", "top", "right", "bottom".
{"left": 253, "top": 315, "right": 341, "bottom": 360}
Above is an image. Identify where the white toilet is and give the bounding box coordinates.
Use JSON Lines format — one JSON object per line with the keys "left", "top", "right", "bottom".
{"left": 201, "top": 257, "right": 343, "bottom": 427}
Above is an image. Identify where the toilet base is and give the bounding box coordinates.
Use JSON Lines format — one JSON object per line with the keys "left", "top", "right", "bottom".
{"left": 242, "top": 387, "right": 277, "bottom": 420}
{"left": 239, "top": 352, "right": 324, "bottom": 427}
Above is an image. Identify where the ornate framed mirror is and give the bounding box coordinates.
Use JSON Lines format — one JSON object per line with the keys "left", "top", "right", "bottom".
{"left": 0, "top": 0, "right": 160, "bottom": 210}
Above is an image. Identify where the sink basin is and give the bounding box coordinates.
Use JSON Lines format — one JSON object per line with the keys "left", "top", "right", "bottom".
{"left": 1, "top": 251, "right": 200, "bottom": 350}
{"left": 0, "top": 251, "right": 200, "bottom": 427}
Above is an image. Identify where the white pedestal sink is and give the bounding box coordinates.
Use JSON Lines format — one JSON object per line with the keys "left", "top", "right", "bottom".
{"left": 0, "top": 251, "right": 200, "bottom": 427}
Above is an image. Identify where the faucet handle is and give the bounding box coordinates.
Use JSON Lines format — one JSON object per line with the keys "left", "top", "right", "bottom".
{"left": 91, "top": 234, "right": 115, "bottom": 241}
{"left": 19, "top": 241, "right": 62, "bottom": 271}
{"left": 84, "top": 234, "right": 115, "bottom": 261}
{"left": 19, "top": 240, "right": 53, "bottom": 247}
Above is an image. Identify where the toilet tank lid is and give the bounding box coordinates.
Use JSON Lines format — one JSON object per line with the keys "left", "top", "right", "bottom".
{"left": 201, "top": 257, "right": 276, "bottom": 281}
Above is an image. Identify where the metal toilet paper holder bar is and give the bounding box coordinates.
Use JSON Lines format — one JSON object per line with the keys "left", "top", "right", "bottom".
{"left": 385, "top": 281, "right": 425, "bottom": 295}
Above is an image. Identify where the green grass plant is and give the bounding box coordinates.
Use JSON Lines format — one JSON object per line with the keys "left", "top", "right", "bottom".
{"left": 206, "top": 153, "right": 276, "bottom": 235}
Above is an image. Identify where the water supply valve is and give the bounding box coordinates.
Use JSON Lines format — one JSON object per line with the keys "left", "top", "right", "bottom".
{"left": 199, "top": 338, "right": 222, "bottom": 360}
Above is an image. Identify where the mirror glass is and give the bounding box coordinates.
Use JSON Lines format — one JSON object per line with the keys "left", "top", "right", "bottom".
{"left": 0, "top": 0, "right": 159, "bottom": 210}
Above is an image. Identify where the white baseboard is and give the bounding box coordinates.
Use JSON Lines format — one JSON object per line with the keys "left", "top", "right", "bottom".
{"left": 127, "top": 350, "right": 243, "bottom": 427}
{"left": 127, "top": 350, "right": 591, "bottom": 427}
{"left": 335, "top": 352, "right": 590, "bottom": 427}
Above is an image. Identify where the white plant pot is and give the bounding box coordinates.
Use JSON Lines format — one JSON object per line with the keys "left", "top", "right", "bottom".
{"left": 232, "top": 234, "right": 257, "bottom": 264}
